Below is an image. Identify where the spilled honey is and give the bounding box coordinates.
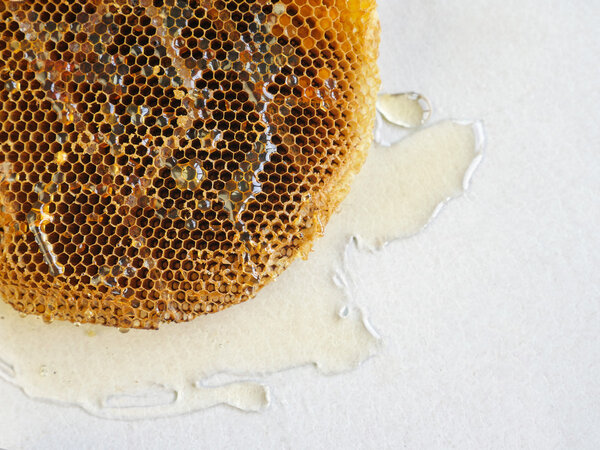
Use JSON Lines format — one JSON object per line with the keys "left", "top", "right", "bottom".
{"left": 374, "top": 92, "right": 434, "bottom": 147}
{"left": 376, "top": 92, "right": 432, "bottom": 128}
{"left": 0, "top": 109, "right": 484, "bottom": 418}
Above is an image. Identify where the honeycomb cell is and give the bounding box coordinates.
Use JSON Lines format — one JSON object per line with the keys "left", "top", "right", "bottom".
{"left": 0, "top": 0, "right": 379, "bottom": 329}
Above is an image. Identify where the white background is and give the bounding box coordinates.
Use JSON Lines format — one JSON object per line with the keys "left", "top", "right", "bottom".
{"left": 2, "top": 1, "right": 599, "bottom": 448}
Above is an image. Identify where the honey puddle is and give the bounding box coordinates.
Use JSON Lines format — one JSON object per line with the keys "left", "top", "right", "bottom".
{"left": 377, "top": 93, "right": 432, "bottom": 129}
{"left": 374, "top": 93, "right": 433, "bottom": 147}
{"left": 0, "top": 113, "right": 484, "bottom": 419}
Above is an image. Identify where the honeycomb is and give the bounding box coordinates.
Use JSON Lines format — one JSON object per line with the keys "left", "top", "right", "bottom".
{"left": 0, "top": 0, "right": 379, "bottom": 329}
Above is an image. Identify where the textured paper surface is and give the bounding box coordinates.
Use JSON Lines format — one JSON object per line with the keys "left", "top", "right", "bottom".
{"left": 2, "top": 1, "right": 599, "bottom": 448}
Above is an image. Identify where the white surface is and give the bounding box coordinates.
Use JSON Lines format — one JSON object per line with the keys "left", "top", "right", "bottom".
{"left": 2, "top": 1, "right": 599, "bottom": 448}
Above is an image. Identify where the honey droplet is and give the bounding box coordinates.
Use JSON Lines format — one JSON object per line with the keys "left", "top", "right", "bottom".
{"left": 376, "top": 93, "right": 432, "bottom": 128}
